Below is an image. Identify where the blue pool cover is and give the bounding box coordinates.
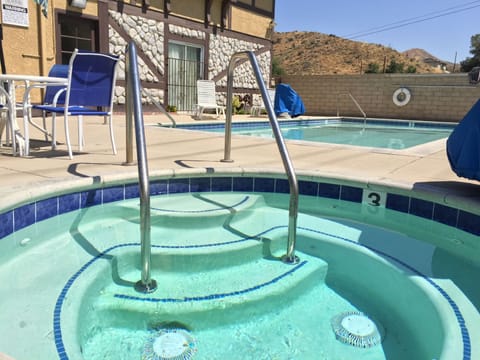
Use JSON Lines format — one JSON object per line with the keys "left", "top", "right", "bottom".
{"left": 274, "top": 83, "right": 305, "bottom": 117}
{"left": 447, "top": 99, "right": 480, "bottom": 181}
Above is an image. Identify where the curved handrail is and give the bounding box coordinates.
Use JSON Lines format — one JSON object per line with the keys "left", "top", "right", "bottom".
{"left": 125, "top": 42, "right": 157, "bottom": 293}
{"left": 336, "top": 92, "right": 367, "bottom": 119}
{"left": 222, "top": 51, "right": 299, "bottom": 264}
{"left": 142, "top": 87, "right": 176, "bottom": 127}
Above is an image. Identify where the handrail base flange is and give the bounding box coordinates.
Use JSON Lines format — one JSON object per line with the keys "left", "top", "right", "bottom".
{"left": 135, "top": 279, "right": 158, "bottom": 293}
{"left": 281, "top": 254, "right": 300, "bottom": 265}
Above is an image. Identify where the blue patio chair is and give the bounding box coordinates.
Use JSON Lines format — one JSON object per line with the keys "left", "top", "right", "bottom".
{"left": 32, "top": 49, "right": 119, "bottom": 159}
{"left": 26, "top": 64, "right": 69, "bottom": 142}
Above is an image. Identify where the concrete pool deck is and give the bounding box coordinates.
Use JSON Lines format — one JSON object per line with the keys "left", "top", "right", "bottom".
{"left": 1, "top": 112, "right": 480, "bottom": 212}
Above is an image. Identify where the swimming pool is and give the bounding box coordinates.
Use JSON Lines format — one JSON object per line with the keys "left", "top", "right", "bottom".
{"left": 175, "top": 118, "right": 455, "bottom": 150}
{"left": 0, "top": 172, "right": 478, "bottom": 359}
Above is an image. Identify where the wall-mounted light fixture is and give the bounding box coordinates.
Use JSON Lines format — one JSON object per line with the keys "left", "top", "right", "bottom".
{"left": 70, "top": 0, "right": 87, "bottom": 9}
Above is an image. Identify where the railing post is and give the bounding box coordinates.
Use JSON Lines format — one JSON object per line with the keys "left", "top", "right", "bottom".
{"left": 124, "top": 49, "right": 135, "bottom": 166}
{"left": 223, "top": 51, "right": 299, "bottom": 264}
{"left": 125, "top": 42, "right": 157, "bottom": 293}
{"left": 336, "top": 92, "right": 366, "bottom": 120}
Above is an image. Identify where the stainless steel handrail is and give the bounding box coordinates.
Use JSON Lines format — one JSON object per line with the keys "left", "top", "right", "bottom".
{"left": 142, "top": 88, "right": 176, "bottom": 127}
{"left": 336, "top": 92, "right": 367, "bottom": 119}
{"left": 336, "top": 92, "right": 367, "bottom": 129}
{"left": 222, "top": 51, "right": 299, "bottom": 264}
{"left": 125, "top": 42, "right": 157, "bottom": 293}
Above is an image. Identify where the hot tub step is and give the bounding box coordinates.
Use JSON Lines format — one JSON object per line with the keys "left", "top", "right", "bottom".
{"left": 149, "top": 193, "right": 267, "bottom": 228}
{"left": 84, "top": 252, "right": 328, "bottom": 331}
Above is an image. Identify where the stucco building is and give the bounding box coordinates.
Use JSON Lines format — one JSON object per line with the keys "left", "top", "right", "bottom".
{"left": 0, "top": 0, "right": 275, "bottom": 110}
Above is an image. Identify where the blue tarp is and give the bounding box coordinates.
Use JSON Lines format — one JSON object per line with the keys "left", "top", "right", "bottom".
{"left": 274, "top": 83, "right": 305, "bottom": 117}
{"left": 446, "top": 99, "right": 480, "bottom": 180}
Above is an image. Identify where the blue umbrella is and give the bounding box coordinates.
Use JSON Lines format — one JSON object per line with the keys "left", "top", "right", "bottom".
{"left": 446, "top": 99, "right": 480, "bottom": 180}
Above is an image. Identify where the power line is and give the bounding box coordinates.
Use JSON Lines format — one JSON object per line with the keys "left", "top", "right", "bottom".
{"left": 343, "top": 1, "right": 480, "bottom": 40}
{"left": 342, "top": 1, "right": 478, "bottom": 38}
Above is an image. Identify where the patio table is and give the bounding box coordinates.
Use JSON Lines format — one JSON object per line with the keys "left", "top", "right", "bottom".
{"left": 0, "top": 74, "right": 67, "bottom": 156}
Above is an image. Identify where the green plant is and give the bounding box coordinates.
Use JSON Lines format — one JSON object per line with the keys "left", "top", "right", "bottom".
{"left": 385, "top": 59, "right": 405, "bottom": 73}
{"left": 406, "top": 65, "right": 417, "bottom": 73}
{"left": 232, "top": 96, "right": 242, "bottom": 114}
{"left": 461, "top": 34, "right": 480, "bottom": 72}
{"left": 365, "top": 62, "right": 380, "bottom": 73}
{"left": 166, "top": 105, "right": 177, "bottom": 112}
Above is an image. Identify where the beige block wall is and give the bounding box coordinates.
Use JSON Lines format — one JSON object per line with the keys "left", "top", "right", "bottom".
{"left": 281, "top": 74, "right": 480, "bottom": 122}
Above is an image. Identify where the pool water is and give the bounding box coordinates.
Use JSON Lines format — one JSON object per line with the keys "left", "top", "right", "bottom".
{"left": 1, "top": 189, "right": 478, "bottom": 360}
{"left": 81, "top": 271, "right": 384, "bottom": 360}
{"left": 177, "top": 118, "right": 454, "bottom": 149}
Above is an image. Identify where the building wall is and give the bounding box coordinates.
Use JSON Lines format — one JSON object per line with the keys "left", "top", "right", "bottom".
{"left": 108, "top": 2, "right": 273, "bottom": 109}
{"left": 2, "top": 0, "right": 97, "bottom": 76}
{"left": 1, "top": 0, "right": 274, "bottom": 106}
{"left": 231, "top": 7, "right": 273, "bottom": 39}
{"left": 280, "top": 74, "right": 480, "bottom": 122}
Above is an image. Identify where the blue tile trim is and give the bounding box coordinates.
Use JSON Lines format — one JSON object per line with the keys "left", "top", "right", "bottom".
{"left": 275, "top": 178, "right": 289, "bottom": 194}
{"left": 175, "top": 118, "right": 455, "bottom": 132}
{"left": 168, "top": 178, "right": 190, "bottom": 194}
{"left": 1, "top": 176, "right": 480, "bottom": 239}
{"left": 150, "top": 179, "right": 168, "bottom": 195}
{"left": 0, "top": 210, "right": 13, "bottom": 239}
{"left": 124, "top": 183, "right": 139, "bottom": 199}
{"left": 232, "top": 177, "right": 254, "bottom": 192}
{"left": 340, "top": 185, "right": 363, "bottom": 203}
{"left": 59, "top": 193, "right": 81, "bottom": 214}
{"left": 433, "top": 204, "right": 459, "bottom": 227}
{"left": 211, "top": 177, "right": 233, "bottom": 192}
{"left": 189, "top": 177, "right": 211, "bottom": 193}
{"left": 36, "top": 197, "right": 58, "bottom": 222}
{"left": 14, "top": 203, "right": 35, "bottom": 231}
{"left": 386, "top": 193, "right": 410, "bottom": 213}
{"left": 80, "top": 189, "right": 102, "bottom": 208}
{"left": 253, "top": 177, "right": 275, "bottom": 192}
{"left": 298, "top": 180, "right": 318, "bottom": 196}
{"left": 458, "top": 210, "right": 480, "bottom": 236}
{"left": 409, "top": 198, "right": 434, "bottom": 220}
{"left": 102, "top": 186, "right": 124, "bottom": 204}
{"left": 318, "top": 182, "right": 340, "bottom": 199}
{"left": 53, "top": 225, "right": 471, "bottom": 360}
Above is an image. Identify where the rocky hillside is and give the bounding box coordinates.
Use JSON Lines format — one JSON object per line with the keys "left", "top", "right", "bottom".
{"left": 272, "top": 31, "right": 454, "bottom": 75}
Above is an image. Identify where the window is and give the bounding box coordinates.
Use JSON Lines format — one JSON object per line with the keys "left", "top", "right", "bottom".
{"left": 168, "top": 42, "right": 204, "bottom": 112}
{"left": 57, "top": 14, "right": 98, "bottom": 64}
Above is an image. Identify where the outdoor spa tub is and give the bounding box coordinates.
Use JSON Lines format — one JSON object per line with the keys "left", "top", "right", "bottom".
{"left": 0, "top": 170, "right": 479, "bottom": 360}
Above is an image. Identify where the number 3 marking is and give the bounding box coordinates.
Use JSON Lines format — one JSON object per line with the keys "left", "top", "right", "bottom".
{"left": 368, "top": 192, "right": 381, "bottom": 206}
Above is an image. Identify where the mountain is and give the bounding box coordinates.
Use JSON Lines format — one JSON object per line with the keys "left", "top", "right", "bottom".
{"left": 402, "top": 48, "right": 456, "bottom": 71}
{"left": 272, "top": 31, "right": 456, "bottom": 75}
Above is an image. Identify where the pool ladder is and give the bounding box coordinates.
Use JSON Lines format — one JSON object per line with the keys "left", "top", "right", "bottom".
{"left": 223, "top": 51, "right": 300, "bottom": 265}
{"left": 125, "top": 42, "right": 158, "bottom": 293}
{"left": 124, "top": 46, "right": 301, "bottom": 294}
{"left": 336, "top": 92, "right": 367, "bottom": 126}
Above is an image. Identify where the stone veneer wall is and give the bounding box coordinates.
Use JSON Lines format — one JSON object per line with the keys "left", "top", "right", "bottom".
{"left": 108, "top": 10, "right": 271, "bottom": 107}
{"left": 281, "top": 73, "right": 480, "bottom": 122}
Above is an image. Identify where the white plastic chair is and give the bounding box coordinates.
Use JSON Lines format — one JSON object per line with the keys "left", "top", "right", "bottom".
{"left": 194, "top": 80, "right": 225, "bottom": 120}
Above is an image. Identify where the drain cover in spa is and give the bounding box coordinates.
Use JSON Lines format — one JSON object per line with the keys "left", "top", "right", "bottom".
{"left": 331, "top": 311, "right": 383, "bottom": 348}
{"left": 143, "top": 328, "right": 197, "bottom": 360}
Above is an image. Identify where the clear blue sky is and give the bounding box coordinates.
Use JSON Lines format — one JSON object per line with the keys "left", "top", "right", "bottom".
{"left": 274, "top": 0, "right": 480, "bottom": 64}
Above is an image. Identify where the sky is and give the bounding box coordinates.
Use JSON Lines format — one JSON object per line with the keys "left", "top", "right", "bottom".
{"left": 274, "top": 0, "right": 480, "bottom": 64}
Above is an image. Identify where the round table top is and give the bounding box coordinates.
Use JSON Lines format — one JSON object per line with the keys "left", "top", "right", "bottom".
{"left": 0, "top": 74, "right": 67, "bottom": 83}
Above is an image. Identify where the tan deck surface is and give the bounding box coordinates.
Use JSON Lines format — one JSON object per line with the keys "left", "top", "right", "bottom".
{"left": 1, "top": 112, "right": 479, "bottom": 212}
